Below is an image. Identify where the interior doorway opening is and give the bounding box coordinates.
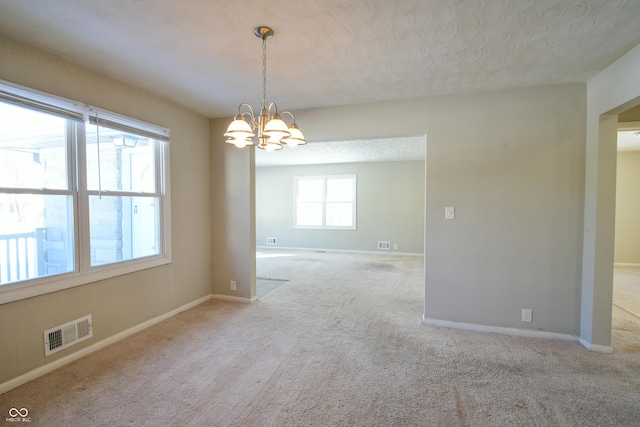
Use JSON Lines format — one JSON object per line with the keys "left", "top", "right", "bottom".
{"left": 253, "top": 136, "right": 427, "bottom": 305}
{"left": 612, "top": 108, "right": 640, "bottom": 353}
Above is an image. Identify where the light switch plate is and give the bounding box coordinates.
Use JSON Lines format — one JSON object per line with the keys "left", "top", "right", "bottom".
{"left": 445, "top": 206, "right": 455, "bottom": 220}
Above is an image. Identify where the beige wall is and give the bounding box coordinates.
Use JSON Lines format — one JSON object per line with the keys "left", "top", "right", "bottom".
{"left": 212, "top": 84, "right": 587, "bottom": 335}
{"left": 0, "top": 36, "right": 212, "bottom": 385}
{"left": 256, "top": 161, "right": 425, "bottom": 254}
{"left": 209, "top": 137, "right": 256, "bottom": 300}
{"left": 615, "top": 151, "right": 640, "bottom": 264}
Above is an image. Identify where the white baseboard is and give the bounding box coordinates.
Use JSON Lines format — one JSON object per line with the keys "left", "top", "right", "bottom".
{"left": 578, "top": 337, "right": 614, "bottom": 353}
{"left": 256, "top": 245, "right": 423, "bottom": 257}
{"left": 422, "top": 316, "right": 578, "bottom": 343}
{"left": 614, "top": 263, "right": 640, "bottom": 267}
{"left": 0, "top": 294, "right": 212, "bottom": 395}
{"left": 211, "top": 294, "right": 257, "bottom": 304}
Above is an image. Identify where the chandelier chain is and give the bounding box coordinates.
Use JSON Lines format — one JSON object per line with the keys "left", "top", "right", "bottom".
{"left": 262, "top": 35, "right": 267, "bottom": 108}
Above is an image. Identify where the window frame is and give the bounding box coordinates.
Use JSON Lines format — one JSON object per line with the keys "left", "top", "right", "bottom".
{"left": 0, "top": 80, "right": 171, "bottom": 305}
{"left": 294, "top": 174, "right": 357, "bottom": 230}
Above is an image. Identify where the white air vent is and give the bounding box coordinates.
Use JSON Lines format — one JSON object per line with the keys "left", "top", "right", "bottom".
{"left": 266, "top": 237, "right": 277, "bottom": 245}
{"left": 44, "top": 315, "right": 93, "bottom": 356}
{"left": 378, "top": 241, "right": 391, "bottom": 250}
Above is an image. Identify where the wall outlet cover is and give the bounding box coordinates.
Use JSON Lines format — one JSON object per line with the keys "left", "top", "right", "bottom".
{"left": 445, "top": 206, "right": 455, "bottom": 220}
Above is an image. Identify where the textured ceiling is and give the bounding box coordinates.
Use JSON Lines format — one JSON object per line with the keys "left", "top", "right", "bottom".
{"left": 1, "top": 0, "right": 640, "bottom": 120}
{"left": 255, "top": 136, "right": 426, "bottom": 167}
{"left": 1, "top": 1, "right": 640, "bottom": 166}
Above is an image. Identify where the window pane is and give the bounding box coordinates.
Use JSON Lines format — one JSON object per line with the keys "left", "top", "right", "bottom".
{"left": 297, "top": 179, "right": 323, "bottom": 202}
{"left": 0, "top": 102, "right": 69, "bottom": 190}
{"left": 326, "top": 202, "right": 353, "bottom": 227}
{"left": 89, "top": 195, "right": 159, "bottom": 266}
{"left": 86, "top": 125, "right": 156, "bottom": 193}
{"left": 0, "top": 194, "right": 75, "bottom": 285}
{"left": 326, "top": 178, "right": 353, "bottom": 202}
{"left": 296, "top": 202, "right": 323, "bottom": 226}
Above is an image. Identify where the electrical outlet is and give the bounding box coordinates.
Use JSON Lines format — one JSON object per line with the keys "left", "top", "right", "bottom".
{"left": 230, "top": 280, "right": 237, "bottom": 291}
{"left": 521, "top": 309, "right": 532, "bottom": 323}
{"left": 445, "top": 206, "right": 455, "bottom": 220}
{"left": 393, "top": 244, "right": 398, "bottom": 250}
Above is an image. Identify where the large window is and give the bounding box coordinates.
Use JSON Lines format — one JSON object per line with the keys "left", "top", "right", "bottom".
{"left": 295, "top": 175, "right": 356, "bottom": 229}
{"left": 0, "top": 80, "right": 170, "bottom": 303}
{"left": 85, "top": 114, "right": 163, "bottom": 266}
{"left": 0, "top": 105, "right": 75, "bottom": 283}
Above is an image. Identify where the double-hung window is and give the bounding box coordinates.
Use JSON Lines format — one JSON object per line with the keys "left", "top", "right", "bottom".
{"left": 0, "top": 80, "right": 170, "bottom": 303}
{"left": 85, "top": 108, "right": 167, "bottom": 266}
{"left": 294, "top": 175, "right": 356, "bottom": 229}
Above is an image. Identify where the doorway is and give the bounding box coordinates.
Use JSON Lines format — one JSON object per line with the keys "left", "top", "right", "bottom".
{"left": 254, "top": 136, "right": 427, "bottom": 301}
{"left": 612, "top": 111, "right": 640, "bottom": 352}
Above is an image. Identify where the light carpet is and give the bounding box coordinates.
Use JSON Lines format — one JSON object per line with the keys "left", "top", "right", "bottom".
{"left": 612, "top": 266, "right": 640, "bottom": 353}
{"left": 1, "top": 250, "right": 639, "bottom": 426}
{"left": 256, "top": 278, "right": 289, "bottom": 299}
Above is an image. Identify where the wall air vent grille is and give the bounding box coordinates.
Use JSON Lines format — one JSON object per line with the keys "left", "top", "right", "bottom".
{"left": 44, "top": 315, "right": 93, "bottom": 356}
{"left": 378, "top": 241, "right": 391, "bottom": 250}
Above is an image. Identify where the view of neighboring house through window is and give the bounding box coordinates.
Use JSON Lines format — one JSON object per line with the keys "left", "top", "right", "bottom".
{"left": 85, "top": 122, "right": 160, "bottom": 266}
{"left": 295, "top": 175, "right": 356, "bottom": 229}
{"left": 0, "top": 80, "right": 170, "bottom": 294}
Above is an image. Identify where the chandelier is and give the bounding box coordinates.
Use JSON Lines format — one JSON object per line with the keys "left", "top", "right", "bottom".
{"left": 224, "top": 26, "right": 306, "bottom": 151}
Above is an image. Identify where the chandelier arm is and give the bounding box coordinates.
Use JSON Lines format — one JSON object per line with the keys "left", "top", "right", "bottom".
{"left": 238, "top": 102, "right": 255, "bottom": 117}
{"left": 280, "top": 110, "right": 296, "bottom": 125}
{"left": 267, "top": 102, "right": 279, "bottom": 117}
{"left": 237, "top": 103, "right": 257, "bottom": 127}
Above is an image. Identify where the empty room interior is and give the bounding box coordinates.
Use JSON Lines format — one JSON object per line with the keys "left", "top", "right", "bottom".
{"left": 1, "top": 1, "right": 640, "bottom": 425}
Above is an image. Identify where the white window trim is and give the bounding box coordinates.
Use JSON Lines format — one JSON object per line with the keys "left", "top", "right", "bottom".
{"left": 0, "top": 80, "right": 172, "bottom": 305}
{"left": 294, "top": 174, "right": 357, "bottom": 230}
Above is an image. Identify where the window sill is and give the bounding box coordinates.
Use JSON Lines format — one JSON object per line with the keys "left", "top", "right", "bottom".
{"left": 0, "top": 255, "right": 171, "bottom": 305}
{"left": 293, "top": 226, "right": 357, "bottom": 230}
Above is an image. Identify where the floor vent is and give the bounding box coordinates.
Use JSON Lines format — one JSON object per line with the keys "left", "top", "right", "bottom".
{"left": 44, "top": 315, "right": 93, "bottom": 357}
{"left": 378, "top": 241, "right": 391, "bottom": 250}
{"left": 266, "top": 237, "right": 277, "bottom": 245}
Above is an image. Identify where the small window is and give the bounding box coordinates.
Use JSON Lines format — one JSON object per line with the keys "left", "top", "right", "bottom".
{"left": 294, "top": 175, "right": 356, "bottom": 229}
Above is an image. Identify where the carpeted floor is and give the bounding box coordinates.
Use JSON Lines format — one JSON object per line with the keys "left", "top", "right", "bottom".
{"left": 256, "top": 278, "right": 289, "bottom": 299}
{"left": 612, "top": 265, "right": 640, "bottom": 353}
{"left": 1, "top": 250, "right": 639, "bottom": 426}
